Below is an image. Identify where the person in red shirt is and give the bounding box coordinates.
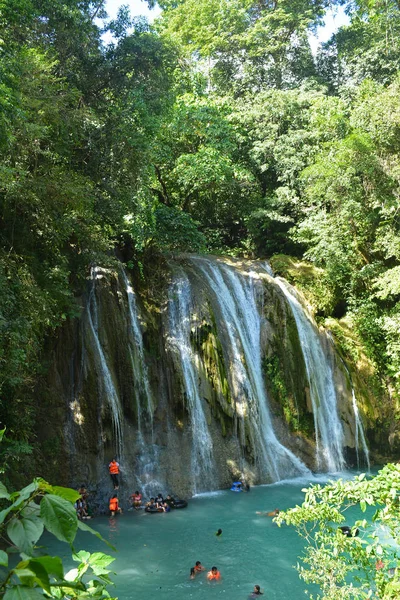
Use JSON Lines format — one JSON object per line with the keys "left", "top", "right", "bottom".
{"left": 108, "top": 458, "right": 120, "bottom": 489}
{"left": 130, "top": 490, "right": 142, "bottom": 510}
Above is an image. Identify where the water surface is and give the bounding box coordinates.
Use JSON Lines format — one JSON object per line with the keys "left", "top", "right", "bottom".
{"left": 47, "top": 476, "right": 358, "bottom": 599}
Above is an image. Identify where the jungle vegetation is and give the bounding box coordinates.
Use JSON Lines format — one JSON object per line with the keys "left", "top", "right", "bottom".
{"left": 1, "top": 0, "right": 400, "bottom": 476}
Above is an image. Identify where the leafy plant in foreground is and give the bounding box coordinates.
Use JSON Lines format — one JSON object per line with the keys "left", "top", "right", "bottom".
{"left": 0, "top": 466, "right": 116, "bottom": 600}
{"left": 277, "top": 464, "right": 400, "bottom": 599}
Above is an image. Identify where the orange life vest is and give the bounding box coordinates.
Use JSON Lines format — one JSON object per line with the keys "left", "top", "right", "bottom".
{"left": 207, "top": 571, "right": 221, "bottom": 580}
{"left": 109, "top": 461, "right": 119, "bottom": 474}
{"left": 109, "top": 498, "right": 118, "bottom": 511}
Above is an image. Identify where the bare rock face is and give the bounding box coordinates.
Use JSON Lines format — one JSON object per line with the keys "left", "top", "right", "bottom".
{"left": 36, "top": 256, "right": 375, "bottom": 511}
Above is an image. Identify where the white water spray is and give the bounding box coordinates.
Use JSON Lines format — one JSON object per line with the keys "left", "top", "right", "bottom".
{"left": 87, "top": 267, "right": 123, "bottom": 457}
{"left": 120, "top": 269, "right": 164, "bottom": 496}
{"left": 167, "top": 273, "right": 215, "bottom": 493}
{"left": 270, "top": 274, "right": 345, "bottom": 472}
{"left": 326, "top": 331, "right": 370, "bottom": 471}
{"left": 191, "top": 257, "right": 310, "bottom": 481}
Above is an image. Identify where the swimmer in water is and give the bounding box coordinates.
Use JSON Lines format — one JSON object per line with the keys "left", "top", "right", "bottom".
{"left": 189, "top": 567, "right": 196, "bottom": 580}
{"left": 194, "top": 561, "right": 205, "bottom": 573}
{"left": 215, "top": 528, "right": 222, "bottom": 536}
{"left": 256, "top": 508, "right": 280, "bottom": 517}
{"left": 207, "top": 566, "right": 221, "bottom": 581}
{"left": 249, "top": 584, "right": 263, "bottom": 597}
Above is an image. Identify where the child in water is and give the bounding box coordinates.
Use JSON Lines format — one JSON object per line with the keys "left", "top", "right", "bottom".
{"left": 207, "top": 566, "right": 221, "bottom": 581}
{"left": 215, "top": 528, "right": 222, "bottom": 536}
{"left": 189, "top": 561, "right": 205, "bottom": 579}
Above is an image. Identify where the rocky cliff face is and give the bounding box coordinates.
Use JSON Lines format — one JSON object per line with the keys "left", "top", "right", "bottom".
{"left": 35, "top": 255, "right": 374, "bottom": 511}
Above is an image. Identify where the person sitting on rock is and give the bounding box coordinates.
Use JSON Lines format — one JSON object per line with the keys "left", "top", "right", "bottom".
{"left": 130, "top": 490, "right": 142, "bottom": 510}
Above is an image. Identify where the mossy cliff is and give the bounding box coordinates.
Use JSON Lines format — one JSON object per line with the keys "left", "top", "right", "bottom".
{"left": 33, "top": 255, "right": 392, "bottom": 509}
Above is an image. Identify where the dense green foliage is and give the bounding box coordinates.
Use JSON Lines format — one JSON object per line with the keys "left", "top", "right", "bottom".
{"left": 278, "top": 464, "right": 400, "bottom": 599}
{"left": 1, "top": 0, "right": 400, "bottom": 480}
{"left": 0, "top": 472, "right": 116, "bottom": 598}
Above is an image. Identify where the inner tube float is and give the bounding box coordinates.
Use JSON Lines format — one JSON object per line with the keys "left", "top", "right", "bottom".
{"left": 230, "top": 482, "right": 242, "bottom": 492}
{"left": 172, "top": 500, "right": 187, "bottom": 509}
{"left": 339, "top": 526, "right": 359, "bottom": 537}
{"left": 145, "top": 506, "right": 164, "bottom": 513}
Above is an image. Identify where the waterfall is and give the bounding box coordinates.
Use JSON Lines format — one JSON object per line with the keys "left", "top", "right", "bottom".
{"left": 120, "top": 269, "right": 153, "bottom": 423}
{"left": 269, "top": 274, "right": 345, "bottom": 472}
{"left": 326, "top": 331, "right": 370, "bottom": 471}
{"left": 86, "top": 267, "right": 123, "bottom": 457}
{"left": 190, "top": 257, "right": 310, "bottom": 481}
{"left": 120, "top": 269, "right": 164, "bottom": 497}
{"left": 351, "top": 388, "right": 370, "bottom": 470}
{"left": 167, "top": 273, "right": 215, "bottom": 493}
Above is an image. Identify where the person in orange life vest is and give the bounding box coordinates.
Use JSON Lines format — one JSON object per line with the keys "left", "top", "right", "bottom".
{"left": 109, "top": 458, "right": 120, "bottom": 489}
{"left": 109, "top": 494, "right": 122, "bottom": 516}
{"left": 130, "top": 490, "right": 142, "bottom": 510}
{"left": 194, "top": 561, "right": 205, "bottom": 573}
{"left": 207, "top": 566, "right": 221, "bottom": 581}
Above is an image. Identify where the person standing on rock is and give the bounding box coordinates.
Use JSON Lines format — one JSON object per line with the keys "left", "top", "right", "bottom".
{"left": 109, "top": 458, "right": 120, "bottom": 489}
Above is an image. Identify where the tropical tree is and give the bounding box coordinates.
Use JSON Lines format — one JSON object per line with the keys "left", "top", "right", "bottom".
{"left": 277, "top": 464, "right": 400, "bottom": 599}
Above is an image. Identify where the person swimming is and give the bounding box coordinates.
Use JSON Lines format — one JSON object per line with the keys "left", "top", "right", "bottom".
{"left": 207, "top": 566, "right": 221, "bottom": 581}
{"left": 249, "top": 584, "right": 263, "bottom": 597}
{"left": 190, "top": 561, "right": 205, "bottom": 579}
{"left": 256, "top": 509, "right": 280, "bottom": 517}
{"left": 215, "top": 528, "right": 222, "bottom": 536}
{"left": 194, "top": 561, "right": 205, "bottom": 573}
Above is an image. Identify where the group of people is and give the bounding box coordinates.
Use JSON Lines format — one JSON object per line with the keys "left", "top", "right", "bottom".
{"left": 144, "top": 493, "right": 176, "bottom": 513}
{"left": 189, "top": 561, "right": 263, "bottom": 596}
{"left": 108, "top": 485, "right": 178, "bottom": 516}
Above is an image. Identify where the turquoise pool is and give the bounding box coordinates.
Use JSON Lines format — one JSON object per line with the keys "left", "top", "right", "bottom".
{"left": 46, "top": 474, "right": 364, "bottom": 599}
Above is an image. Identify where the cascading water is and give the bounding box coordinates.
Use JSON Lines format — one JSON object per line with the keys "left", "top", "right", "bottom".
{"left": 120, "top": 269, "right": 164, "bottom": 497}
{"left": 326, "top": 331, "right": 370, "bottom": 471}
{"left": 190, "top": 257, "right": 310, "bottom": 481}
{"left": 86, "top": 267, "right": 123, "bottom": 457}
{"left": 121, "top": 269, "right": 153, "bottom": 422}
{"left": 167, "top": 273, "right": 215, "bottom": 493}
{"left": 267, "top": 271, "right": 345, "bottom": 472}
{"left": 350, "top": 388, "right": 370, "bottom": 470}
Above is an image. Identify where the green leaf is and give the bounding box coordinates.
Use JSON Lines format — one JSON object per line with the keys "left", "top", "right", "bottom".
{"left": 0, "top": 482, "right": 10, "bottom": 500}
{"left": 16, "top": 560, "right": 51, "bottom": 593}
{"left": 0, "top": 506, "right": 14, "bottom": 524}
{"left": 77, "top": 520, "right": 116, "bottom": 550}
{"left": 4, "top": 586, "right": 45, "bottom": 600}
{"left": 0, "top": 549, "right": 8, "bottom": 566}
{"left": 7, "top": 517, "right": 44, "bottom": 555}
{"left": 88, "top": 552, "right": 115, "bottom": 577}
{"left": 49, "top": 486, "right": 80, "bottom": 503}
{"left": 10, "top": 482, "right": 39, "bottom": 509}
{"left": 31, "top": 556, "right": 63, "bottom": 579}
{"left": 40, "top": 495, "right": 77, "bottom": 544}
{"left": 360, "top": 500, "right": 367, "bottom": 512}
